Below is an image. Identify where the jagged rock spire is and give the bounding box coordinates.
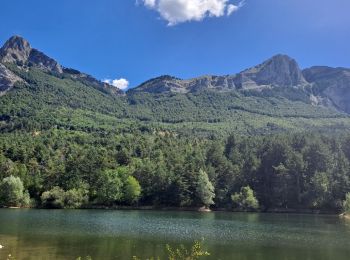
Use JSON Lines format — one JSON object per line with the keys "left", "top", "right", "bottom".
{"left": 0, "top": 35, "right": 62, "bottom": 73}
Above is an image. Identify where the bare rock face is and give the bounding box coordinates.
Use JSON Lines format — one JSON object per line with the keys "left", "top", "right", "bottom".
{"left": 303, "top": 66, "right": 350, "bottom": 113}
{"left": 132, "top": 75, "right": 187, "bottom": 93}
{"left": 0, "top": 35, "right": 63, "bottom": 73}
{"left": 0, "top": 63, "right": 22, "bottom": 95}
{"left": 132, "top": 55, "right": 307, "bottom": 93}
{"left": 0, "top": 36, "right": 122, "bottom": 96}
{"left": 0, "top": 36, "right": 31, "bottom": 64}
{"left": 28, "top": 49, "right": 63, "bottom": 73}
{"left": 235, "top": 54, "right": 307, "bottom": 89}
{"left": 130, "top": 55, "right": 350, "bottom": 115}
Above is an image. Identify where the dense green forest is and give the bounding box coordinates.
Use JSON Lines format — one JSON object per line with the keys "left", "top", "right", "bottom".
{"left": 1, "top": 128, "right": 350, "bottom": 212}
{"left": 1, "top": 65, "right": 350, "bottom": 212}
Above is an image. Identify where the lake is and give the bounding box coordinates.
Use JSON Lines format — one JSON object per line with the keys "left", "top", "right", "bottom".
{"left": 0, "top": 209, "right": 349, "bottom": 260}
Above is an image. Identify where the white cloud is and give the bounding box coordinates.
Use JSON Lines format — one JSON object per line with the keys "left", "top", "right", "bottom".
{"left": 103, "top": 78, "right": 129, "bottom": 90}
{"left": 226, "top": 4, "right": 238, "bottom": 15}
{"left": 140, "top": 0, "right": 245, "bottom": 25}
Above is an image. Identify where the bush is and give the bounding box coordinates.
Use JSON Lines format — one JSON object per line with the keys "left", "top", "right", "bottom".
{"left": 41, "top": 187, "right": 66, "bottom": 209}
{"left": 41, "top": 187, "right": 88, "bottom": 209}
{"left": 232, "top": 186, "right": 259, "bottom": 211}
{"left": 132, "top": 241, "right": 210, "bottom": 260}
{"left": 0, "top": 176, "right": 30, "bottom": 207}
{"left": 123, "top": 176, "right": 141, "bottom": 205}
{"left": 65, "top": 188, "right": 88, "bottom": 209}
{"left": 96, "top": 169, "right": 123, "bottom": 205}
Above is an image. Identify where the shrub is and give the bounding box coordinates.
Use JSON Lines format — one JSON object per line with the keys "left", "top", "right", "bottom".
{"left": 232, "top": 186, "right": 259, "bottom": 211}
{"left": 41, "top": 187, "right": 66, "bottom": 209}
{"left": 96, "top": 169, "right": 123, "bottom": 205}
{"left": 0, "top": 176, "right": 30, "bottom": 207}
{"left": 65, "top": 188, "right": 88, "bottom": 209}
{"left": 123, "top": 176, "right": 141, "bottom": 205}
{"left": 41, "top": 187, "right": 88, "bottom": 209}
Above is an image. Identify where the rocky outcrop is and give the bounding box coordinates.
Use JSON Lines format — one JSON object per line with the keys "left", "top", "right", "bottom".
{"left": 0, "top": 35, "right": 32, "bottom": 64}
{"left": 0, "top": 35, "right": 63, "bottom": 73}
{"left": 1, "top": 35, "right": 349, "bottom": 113}
{"left": 132, "top": 54, "right": 308, "bottom": 94}
{"left": 0, "top": 36, "right": 123, "bottom": 96}
{"left": 28, "top": 49, "right": 63, "bottom": 73}
{"left": 0, "top": 63, "right": 22, "bottom": 95}
{"left": 63, "top": 67, "right": 124, "bottom": 96}
{"left": 303, "top": 66, "right": 350, "bottom": 113}
{"left": 131, "top": 55, "right": 350, "bottom": 115}
{"left": 235, "top": 54, "right": 307, "bottom": 89}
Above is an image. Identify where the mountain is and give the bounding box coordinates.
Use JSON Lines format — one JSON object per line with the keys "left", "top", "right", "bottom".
{"left": 1, "top": 35, "right": 350, "bottom": 136}
{"left": 236, "top": 54, "right": 307, "bottom": 89}
{"left": 303, "top": 66, "right": 350, "bottom": 113}
{"left": 0, "top": 35, "right": 62, "bottom": 73}
{"left": 0, "top": 63, "right": 22, "bottom": 94}
{"left": 0, "top": 36, "right": 123, "bottom": 96}
{"left": 131, "top": 55, "right": 308, "bottom": 94}
{"left": 131, "top": 54, "right": 350, "bottom": 115}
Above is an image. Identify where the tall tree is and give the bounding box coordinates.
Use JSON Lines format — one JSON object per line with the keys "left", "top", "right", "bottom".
{"left": 0, "top": 176, "right": 29, "bottom": 207}
{"left": 196, "top": 169, "right": 215, "bottom": 208}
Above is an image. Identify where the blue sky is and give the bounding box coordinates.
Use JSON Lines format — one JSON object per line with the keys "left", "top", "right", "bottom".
{"left": 0, "top": 0, "right": 349, "bottom": 89}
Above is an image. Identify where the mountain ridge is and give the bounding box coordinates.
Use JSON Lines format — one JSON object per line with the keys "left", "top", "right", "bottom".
{"left": 130, "top": 55, "right": 350, "bottom": 114}
{"left": 1, "top": 35, "right": 350, "bottom": 114}
{"left": 0, "top": 35, "right": 123, "bottom": 96}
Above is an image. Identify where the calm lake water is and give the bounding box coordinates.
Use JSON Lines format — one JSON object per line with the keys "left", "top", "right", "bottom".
{"left": 0, "top": 209, "right": 349, "bottom": 260}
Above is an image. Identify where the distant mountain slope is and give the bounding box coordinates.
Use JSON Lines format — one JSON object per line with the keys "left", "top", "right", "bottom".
{"left": 0, "top": 36, "right": 123, "bottom": 96}
{"left": 131, "top": 54, "right": 307, "bottom": 93}
{"left": 0, "top": 35, "right": 350, "bottom": 136}
{"left": 131, "top": 54, "right": 350, "bottom": 114}
{"left": 303, "top": 66, "right": 350, "bottom": 113}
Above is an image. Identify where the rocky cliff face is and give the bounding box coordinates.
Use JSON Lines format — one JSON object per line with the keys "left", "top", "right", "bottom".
{"left": 0, "top": 36, "right": 32, "bottom": 64}
{"left": 131, "top": 55, "right": 350, "bottom": 114}
{"left": 1, "top": 35, "right": 349, "bottom": 113}
{"left": 132, "top": 54, "right": 309, "bottom": 94}
{"left": 235, "top": 54, "right": 307, "bottom": 89}
{"left": 0, "top": 36, "right": 123, "bottom": 96}
{"left": 0, "top": 35, "right": 63, "bottom": 73}
{"left": 303, "top": 66, "right": 350, "bottom": 113}
{"left": 0, "top": 63, "right": 22, "bottom": 95}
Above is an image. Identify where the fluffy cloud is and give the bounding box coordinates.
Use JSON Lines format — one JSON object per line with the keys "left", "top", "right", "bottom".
{"left": 140, "top": 0, "right": 245, "bottom": 25}
{"left": 103, "top": 78, "right": 129, "bottom": 90}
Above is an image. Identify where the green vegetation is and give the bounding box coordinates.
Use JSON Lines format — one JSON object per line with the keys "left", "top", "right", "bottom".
{"left": 0, "top": 176, "right": 29, "bottom": 207}
{"left": 165, "top": 241, "right": 210, "bottom": 260}
{"left": 124, "top": 176, "right": 142, "bottom": 205}
{"left": 41, "top": 187, "right": 88, "bottom": 209}
{"left": 1, "top": 64, "right": 350, "bottom": 212}
{"left": 1, "top": 65, "right": 350, "bottom": 138}
{"left": 132, "top": 241, "right": 210, "bottom": 260}
{"left": 232, "top": 186, "right": 259, "bottom": 211}
{"left": 1, "top": 129, "right": 350, "bottom": 211}
{"left": 196, "top": 169, "right": 215, "bottom": 208}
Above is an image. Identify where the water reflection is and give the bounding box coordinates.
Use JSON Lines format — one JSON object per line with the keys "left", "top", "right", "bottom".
{"left": 0, "top": 209, "right": 349, "bottom": 260}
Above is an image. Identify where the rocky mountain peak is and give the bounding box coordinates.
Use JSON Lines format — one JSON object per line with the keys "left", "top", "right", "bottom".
{"left": 236, "top": 54, "right": 307, "bottom": 89}
{"left": 0, "top": 35, "right": 32, "bottom": 64}
{"left": 0, "top": 35, "right": 62, "bottom": 73}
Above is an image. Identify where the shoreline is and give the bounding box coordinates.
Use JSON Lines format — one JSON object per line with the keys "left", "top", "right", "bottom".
{"left": 1, "top": 205, "right": 340, "bottom": 215}
{"left": 340, "top": 213, "right": 350, "bottom": 220}
{"left": 84, "top": 205, "right": 341, "bottom": 215}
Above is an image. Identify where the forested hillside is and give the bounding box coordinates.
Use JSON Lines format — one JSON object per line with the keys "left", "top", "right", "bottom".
{"left": 1, "top": 36, "right": 350, "bottom": 212}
